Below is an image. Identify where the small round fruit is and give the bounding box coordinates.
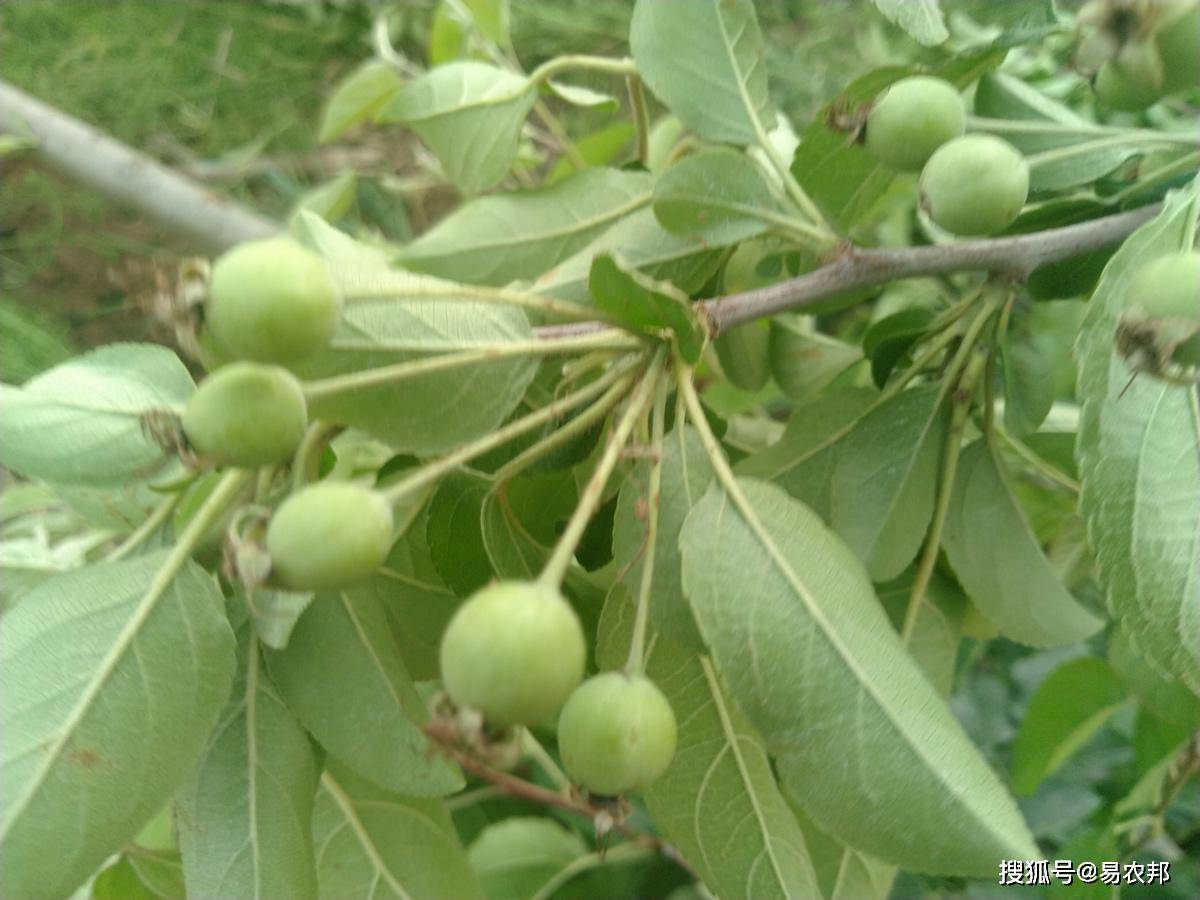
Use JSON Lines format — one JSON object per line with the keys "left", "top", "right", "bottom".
{"left": 182, "top": 362, "right": 307, "bottom": 467}
{"left": 919, "top": 135, "right": 1029, "bottom": 236}
{"left": 266, "top": 482, "right": 394, "bottom": 591}
{"left": 865, "top": 76, "right": 965, "bottom": 172}
{"left": 558, "top": 672, "right": 677, "bottom": 796}
{"left": 1093, "top": 37, "right": 1165, "bottom": 111}
{"left": 1126, "top": 251, "right": 1200, "bottom": 365}
{"left": 439, "top": 581, "right": 585, "bottom": 728}
{"left": 206, "top": 236, "right": 341, "bottom": 365}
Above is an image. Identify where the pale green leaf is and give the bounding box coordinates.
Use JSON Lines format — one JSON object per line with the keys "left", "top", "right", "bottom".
{"left": 679, "top": 478, "right": 1038, "bottom": 875}
{"left": 612, "top": 425, "right": 713, "bottom": 650}
{"left": 735, "top": 387, "right": 878, "bottom": 521}
{"left": 869, "top": 0, "right": 948, "bottom": 45}
{"left": 467, "top": 817, "right": 587, "bottom": 899}
{"left": 831, "top": 385, "right": 948, "bottom": 581}
{"left": 653, "top": 148, "right": 784, "bottom": 244}
{"left": 1011, "top": 657, "right": 1128, "bottom": 795}
{"left": 92, "top": 853, "right": 185, "bottom": 900}
{"left": 178, "top": 618, "right": 319, "bottom": 899}
{"left": 398, "top": 168, "right": 652, "bottom": 286}
{"left": 791, "top": 803, "right": 895, "bottom": 900}
{"left": 546, "top": 80, "right": 618, "bottom": 110}
{"left": 769, "top": 316, "right": 863, "bottom": 403}
{"left": 596, "top": 588, "right": 823, "bottom": 900}
{"left": 319, "top": 61, "right": 403, "bottom": 143}
{"left": 0, "top": 552, "right": 236, "bottom": 899}
{"left": 1108, "top": 624, "right": 1200, "bottom": 729}
{"left": 378, "top": 61, "right": 535, "bottom": 193}
{"left": 313, "top": 763, "right": 483, "bottom": 899}
{"left": 1001, "top": 322, "right": 1055, "bottom": 436}
{"left": 291, "top": 171, "right": 357, "bottom": 224}
{"left": 630, "top": 0, "right": 774, "bottom": 145}
{"left": 293, "top": 222, "right": 538, "bottom": 454}
{"left": 0, "top": 344, "right": 194, "bottom": 486}
{"left": 1075, "top": 183, "right": 1200, "bottom": 694}
{"left": 263, "top": 592, "right": 463, "bottom": 797}
{"left": 533, "top": 207, "right": 726, "bottom": 303}
{"left": 245, "top": 587, "right": 312, "bottom": 651}
{"left": 876, "top": 570, "right": 966, "bottom": 697}
{"left": 941, "top": 440, "right": 1103, "bottom": 647}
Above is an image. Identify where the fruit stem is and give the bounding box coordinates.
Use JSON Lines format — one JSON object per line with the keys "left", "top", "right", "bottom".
{"left": 528, "top": 54, "right": 640, "bottom": 84}
{"left": 901, "top": 328, "right": 994, "bottom": 645}
{"left": 301, "top": 331, "right": 642, "bottom": 402}
{"left": 291, "top": 420, "right": 342, "bottom": 492}
{"left": 627, "top": 74, "right": 651, "bottom": 167}
{"left": 520, "top": 728, "right": 572, "bottom": 792}
{"left": 380, "top": 353, "right": 644, "bottom": 506}
{"left": 538, "top": 347, "right": 668, "bottom": 589}
{"left": 103, "top": 488, "right": 187, "bottom": 563}
{"left": 626, "top": 374, "right": 669, "bottom": 675}
{"left": 335, "top": 268, "right": 627, "bottom": 327}
{"left": 490, "top": 375, "right": 633, "bottom": 485}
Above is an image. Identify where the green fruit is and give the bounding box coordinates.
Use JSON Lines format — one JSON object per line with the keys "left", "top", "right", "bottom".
{"left": 919, "top": 135, "right": 1029, "bottom": 236}
{"left": 1157, "top": 1, "right": 1200, "bottom": 93}
{"left": 440, "top": 581, "right": 585, "bottom": 727}
{"left": 557, "top": 672, "right": 677, "bottom": 796}
{"left": 266, "top": 482, "right": 394, "bottom": 590}
{"left": 1127, "top": 251, "right": 1200, "bottom": 365}
{"left": 715, "top": 322, "right": 771, "bottom": 391}
{"left": 206, "top": 236, "right": 342, "bottom": 365}
{"left": 865, "top": 76, "right": 965, "bottom": 172}
{"left": 1094, "top": 38, "right": 1165, "bottom": 110}
{"left": 182, "top": 363, "right": 307, "bottom": 467}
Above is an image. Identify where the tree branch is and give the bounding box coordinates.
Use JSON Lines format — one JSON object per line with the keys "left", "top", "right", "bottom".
{"left": 0, "top": 80, "right": 280, "bottom": 253}
{"left": 536, "top": 204, "right": 1159, "bottom": 339}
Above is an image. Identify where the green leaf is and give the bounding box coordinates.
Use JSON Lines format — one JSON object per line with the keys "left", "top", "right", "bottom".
{"left": 245, "top": 587, "right": 312, "bottom": 651}
{"left": 862, "top": 309, "right": 934, "bottom": 389}
{"left": 941, "top": 440, "right": 1103, "bottom": 647}
{"left": 1108, "top": 624, "right": 1200, "bottom": 729}
{"left": 868, "top": 0, "right": 948, "bottom": 45}
{"left": 653, "top": 148, "right": 785, "bottom": 244}
{"left": 533, "top": 208, "right": 726, "bottom": 303}
{"left": 378, "top": 61, "right": 535, "bottom": 193}
{"left": 768, "top": 319, "right": 864, "bottom": 403}
{"left": 291, "top": 171, "right": 357, "bottom": 224}
{"left": 735, "top": 386, "right": 879, "bottom": 520}
{"left": 587, "top": 254, "right": 705, "bottom": 362}
{"left": 481, "top": 472, "right": 577, "bottom": 580}
{"left": 319, "top": 61, "right": 403, "bottom": 143}
{"left": 1001, "top": 318, "right": 1056, "bottom": 436}
{"left": 313, "top": 763, "right": 483, "bottom": 899}
{"left": 398, "top": 169, "right": 653, "bottom": 286}
{"left": 612, "top": 425, "right": 713, "bottom": 650}
{"left": 1075, "top": 183, "right": 1200, "bottom": 694}
{"left": 92, "top": 853, "right": 185, "bottom": 900}
{"left": 596, "top": 588, "right": 823, "bottom": 899}
{"left": 1011, "top": 657, "right": 1128, "bottom": 795}
{"left": 178, "top": 617, "right": 319, "bottom": 899}
{"left": 0, "top": 344, "right": 194, "bottom": 486}
{"left": 831, "top": 385, "right": 948, "bottom": 581}
{"left": 791, "top": 804, "right": 895, "bottom": 900}
{"left": 467, "top": 817, "right": 588, "bottom": 898}
{"left": 679, "top": 477, "right": 1038, "bottom": 875}
{"left": 876, "top": 570, "right": 966, "bottom": 697}
{"left": 426, "top": 472, "right": 493, "bottom": 596}
{"left": 546, "top": 80, "right": 618, "bottom": 111}
{"left": 0, "top": 552, "right": 236, "bottom": 899}
{"left": 547, "top": 122, "right": 635, "bottom": 184}
{"left": 630, "top": 0, "right": 774, "bottom": 146}
{"left": 294, "top": 221, "right": 539, "bottom": 455}
{"left": 263, "top": 592, "right": 463, "bottom": 797}
{"left": 463, "top": 0, "right": 511, "bottom": 48}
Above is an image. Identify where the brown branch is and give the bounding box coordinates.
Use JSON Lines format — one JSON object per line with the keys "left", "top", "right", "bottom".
{"left": 536, "top": 204, "right": 1160, "bottom": 339}
{"left": 0, "top": 79, "right": 280, "bottom": 252}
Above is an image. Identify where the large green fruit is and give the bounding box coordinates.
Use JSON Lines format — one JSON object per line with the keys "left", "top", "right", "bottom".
{"left": 266, "top": 481, "right": 394, "bottom": 590}
{"left": 557, "top": 672, "right": 677, "bottom": 796}
{"left": 865, "top": 76, "right": 965, "bottom": 172}
{"left": 439, "top": 581, "right": 585, "bottom": 728}
{"left": 1094, "top": 38, "right": 1165, "bottom": 110}
{"left": 1127, "top": 251, "right": 1200, "bottom": 365}
{"left": 919, "top": 135, "right": 1029, "bottom": 236}
{"left": 182, "top": 362, "right": 307, "bottom": 467}
{"left": 1158, "top": 1, "right": 1200, "bottom": 93}
{"left": 206, "top": 237, "right": 342, "bottom": 365}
